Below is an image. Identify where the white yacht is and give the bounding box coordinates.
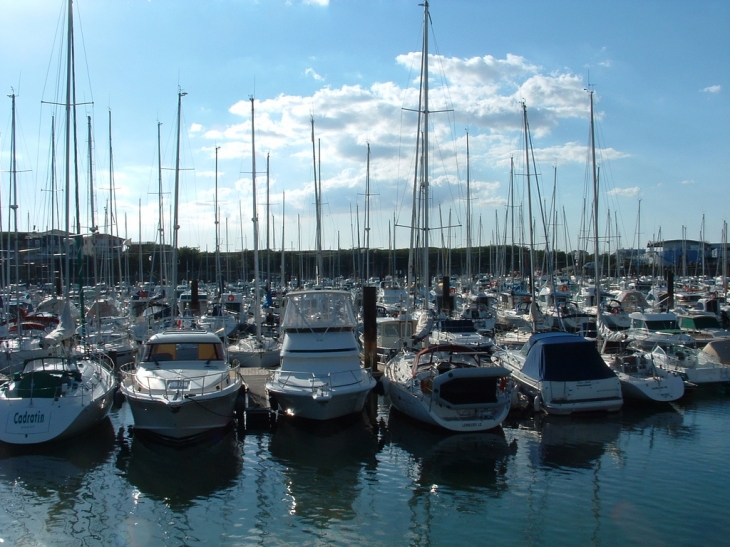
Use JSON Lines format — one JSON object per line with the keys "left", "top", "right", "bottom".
{"left": 266, "top": 290, "right": 375, "bottom": 420}
{"left": 625, "top": 311, "right": 696, "bottom": 351}
{"left": 492, "top": 332, "right": 623, "bottom": 415}
{"left": 119, "top": 329, "right": 243, "bottom": 441}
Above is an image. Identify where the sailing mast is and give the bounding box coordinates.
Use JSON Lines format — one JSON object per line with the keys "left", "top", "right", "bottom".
{"left": 421, "top": 0, "right": 431, "bottom": 298}
{"left": 171, "top": 89, "right": 186, "bottom": 315}
{"left": 86, "top": 115, "right": 99, "bottom": 288}
{"left": 588, "top": 89, "right": 601, "bottom": 334}
{"left": 465, "top": 131, "right": 472, "bottom": 291}
{"left": 250, "top": 97, "right": 262, "bottom": 341}
{"left": 522, "top": 101, "right": 536, "bottom": 297}
{"left": 215, "top": 145, "right": 222, "bottom": 297}
{"left": 156, "top": 121, "right": 166, "bottom": 286}
{"left": 364, "top": 143, "right": 371, "bottom": 283}
{"left": 7, "top": 91, "right": 19, "bottom": 294}
{"left": 311, "top": 117, "right": 323, "bottom": 285}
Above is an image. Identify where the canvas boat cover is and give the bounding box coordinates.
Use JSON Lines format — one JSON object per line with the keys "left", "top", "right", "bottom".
{"left": 701, "top": 339, "right": 730, "bottom": 365}
{"left": 521, "top": 332, "right": 615, "bottom": 382}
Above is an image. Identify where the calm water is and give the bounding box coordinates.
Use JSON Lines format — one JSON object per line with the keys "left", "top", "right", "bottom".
{"left": 1, "top": 386, "right": 729, "bottom": 547}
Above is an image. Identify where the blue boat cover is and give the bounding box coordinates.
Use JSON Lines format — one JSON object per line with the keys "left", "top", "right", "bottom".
{"left": 522, "top": 332, "right": 615, "bottom": 382}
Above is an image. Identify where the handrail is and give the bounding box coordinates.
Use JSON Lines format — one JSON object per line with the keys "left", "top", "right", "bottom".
{"left": 122, "top": 364, "right": 240, "bottom": 400}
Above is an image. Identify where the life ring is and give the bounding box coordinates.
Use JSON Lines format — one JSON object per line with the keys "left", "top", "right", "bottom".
{"left": 560, "top": 285, "right": 568, "bottom": 292}
{"left": 227, "top": 294, "right": 235, "bottom": 302}
{"left": 499, "top": 377, "right": 508, "bottom": 391}
{"left": 611, "top": 307, "right": 620, "bottom": 315}
{"left": 449, "top": 287, "right": 456, "bottom": 296}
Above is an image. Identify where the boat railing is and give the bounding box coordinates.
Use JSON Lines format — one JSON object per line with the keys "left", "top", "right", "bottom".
{"left": 121, "top": 364, "right": 240, "bottom": 399}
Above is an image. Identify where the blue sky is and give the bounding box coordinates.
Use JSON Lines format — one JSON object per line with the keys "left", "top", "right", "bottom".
{"left": 1, "top": 0, "right": 728, "bottom": 262}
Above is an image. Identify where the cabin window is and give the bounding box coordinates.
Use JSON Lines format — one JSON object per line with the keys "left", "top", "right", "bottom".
{"left": 146, "top": 342, "right": 222, "bottom": 361}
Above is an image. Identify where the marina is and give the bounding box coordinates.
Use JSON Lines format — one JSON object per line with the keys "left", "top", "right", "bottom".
{"left": 0, "top": 376, "right": 728, "bottom": 546}
{"left": 1, "top": 1, "right": 729, "bottom": 544}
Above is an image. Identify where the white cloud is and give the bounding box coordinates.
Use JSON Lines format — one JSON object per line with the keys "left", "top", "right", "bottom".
{"left": 679, "top": 179, "right": 696, "bottom": 185}
{"left": 305, "top": 67, "right": 324, "bottom": 81}
{"left": 608, "top": 187, "right": 640, "bottom": 197}
{"left": 701, "top": 85, "right": 721, "bottom": 93}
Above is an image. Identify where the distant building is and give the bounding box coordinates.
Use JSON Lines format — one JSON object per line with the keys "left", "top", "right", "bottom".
{"left": 646, "top": 239, "right": 729, "bottom": 271}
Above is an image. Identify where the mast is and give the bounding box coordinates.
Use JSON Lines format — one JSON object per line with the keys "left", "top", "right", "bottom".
{"left": 421, "top": 0, "right": 431, "bottom": 297}
{"left": 63, "top": 0, "right": 73, "bottom": 293}
{"left": 7, "top": 92, "right": 19, "bottom": 292}
{"left": 215, "top": 145, "right": 222, "bottom": 297}
{"left": 266, "top": 153, "right": 271, "bottom": 288}
{"left": 250, "top": 97, "right": 262, "bottom": 340}
{"left": 281, "top": 191, "right": 286, "bottom": 289}
{"left": 156, "top": 121, "right": 166, "bottom": 286}
{"left": 588, "top": 89, "right": 601, "bottom": 333}
{"left": 87, "top": 115, "right": 98, "bottom": 287}
{"left": 364, "top": 143, "right": 371, "bottom": 283}
{"left": 171, "top": 88, "right": 186, "bottom": 313}
{"left": 522, "top": 101, "right": 536, "bottom": 296}
{"left": 465, "top": 131, "right": 472, "bottom": 290}
{"left": 311, "top": 117, "right": 323, "bottom": 285}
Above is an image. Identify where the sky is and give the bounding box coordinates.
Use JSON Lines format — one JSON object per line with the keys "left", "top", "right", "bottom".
{"left": 0, "top": 0, "right": 728, "bottom": 262}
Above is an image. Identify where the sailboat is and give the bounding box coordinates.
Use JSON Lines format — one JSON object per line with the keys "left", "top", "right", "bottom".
{"left": 382, "top": 1, "right": 512, "bottom": 432}
{"left": 119, "top": 90, "right": 243, "bottom": 441}
{"left": 0, "top": 0, "right": 117, "bottom": 445}
{"left": 227, "top": 97, "right": 281, "bottom": 368}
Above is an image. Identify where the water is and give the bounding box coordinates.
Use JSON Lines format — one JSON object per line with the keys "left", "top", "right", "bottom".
{"left": 1, "top": 387, "right": 729, "bottom": 547}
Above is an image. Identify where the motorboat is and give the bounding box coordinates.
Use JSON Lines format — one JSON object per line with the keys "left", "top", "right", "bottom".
{"left": 119, "top": 329, "right": 243, "bottom": 441}
{"left": 0, "top": 353, "right": 116, "bottom": 444}
{"left": 625, "top": 311, "right": 696, "bottom": 351}
{"left": 428, "top": 318, "right": 494, "bottom": 351}
{"left": 605, "top": 350, "right": 685, "bottom": 402}
{"left": 491, "top": 332, "right": 623, "bottom": 415}
{"left": 266, "top": 289, "right": 376, "bottom": 420}
{"left": 648, "top": 343, "right": 730, "bottom": 385}
{"left": 382, "top": 343, "right": 511, "bottom": 432}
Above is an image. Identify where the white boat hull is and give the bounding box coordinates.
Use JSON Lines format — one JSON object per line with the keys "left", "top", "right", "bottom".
{"left": 0, "top": 357, "right": 116, "bottom": 445}
{"left": 266, "top": 372, "right": 374, "bottom": 421}
{"left": 384, "top": 376, "right": 510, "bottom": 432}
{"left": 123, "top": 383, "right": 240, "bottom": 440}
{"left": 617, "top": 373, "right": 685, "bottom": 402}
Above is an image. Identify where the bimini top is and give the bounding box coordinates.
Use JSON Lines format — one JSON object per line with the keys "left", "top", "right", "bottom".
{"left": 282, "top": 290, "right": 357, "bottom": 330}
{"left": 522, "top": 332, "right": 615, "bottom": 382}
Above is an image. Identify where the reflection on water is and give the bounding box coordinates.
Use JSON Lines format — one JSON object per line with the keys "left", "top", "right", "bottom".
{"left": 0, "top": 417, "right": 115, "bottom": 495}
{"left": 384, "top": 408, "right": 517, "bottom": 494}
{"left": 268, "top": 414, "right": 379, "bottom": 524}
{"left": 507, "top": 412, "right": 623, "bottom": 471}
{"left": 116, "top": 426, "right": 242, "bottom": 510}
{"left": 0, "top": 393, "right": 728, "bottom": 547}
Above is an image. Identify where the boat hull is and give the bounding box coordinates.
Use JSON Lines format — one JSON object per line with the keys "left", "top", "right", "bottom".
{"left": 383, "top": 348, "right": 511, "bottom": 432}
{"left": 267, "top": 371, "right": 375, "bottom": 421}
{"left": 123, "top": 383, "right": 240, "bottom": 441}
{"left": 512, "top": 374, "right": 623, "bottom": 415}
{"left": 384, "top": 377, "right": 510, "bottom": 432}
{"left": 618, "top": 373, "right": 685, "bottom": 402}
{"left": 0, "top": 358, "right": 116, "bottom": 445}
